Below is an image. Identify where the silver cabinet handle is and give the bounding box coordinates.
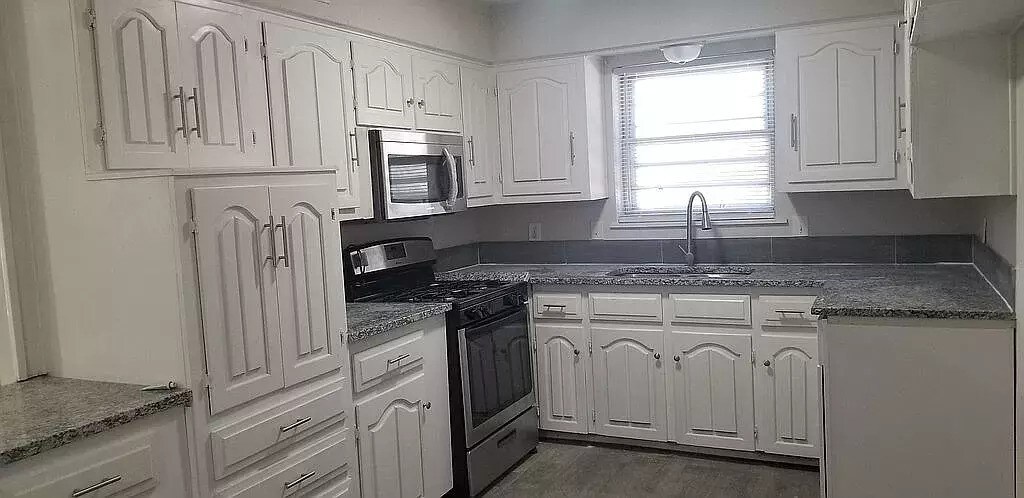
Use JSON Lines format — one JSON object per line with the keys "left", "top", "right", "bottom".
{"left": 790, "top": 114, "right": 799, "bottom": 150}
{"left": 188, "top": 87, "right": 202, "bottom": 138}
{"left": 573, "top": 349, "right": 580, "bottom": 356}
{"left": 467, "top": 137, "right": 476, "bottom": 166}
{"left": 265, "top": 217, "right": 278, "bottom": 267}
{"left": 386, "top": 353, "right": 410, "bottom": 366}
{"left": 568, "top": 131, "right": 576, "bottom": 166}
{"left": 276, "top": 216, "right": 290, "bottom": 268}
{"left": 542, "top": 304, "right": 566, "bottom": 311}
{"left": 442, "top": 147, "right": 459, "bottom": 205}
{"left": 284, "top": 471, "right": 317, "bottom": 489}
{"left": 172, "top": 86, "right": 188, "bottom": 139}
{"left": 776, "top": 310, "right": 805, "bottom": 317}
{"left": 280, "top": 417, "right": 312, "bottom": 432}
{"left": 424, "top": 401, "right": 432, "bottom": 410}
{"left": 764, "top": 360, "right": 771, "bottom": 367}
{"left": 654, "top": 352, "right": 661, "bottom": 360}
{"left": 348, "top": 131, "right": 359, "bottom": 172}
{"left": 674, "top": 355, "right": 680, "bottom": 362}
{"left": 72, "top": 476, "right": 122, "bottom": 496}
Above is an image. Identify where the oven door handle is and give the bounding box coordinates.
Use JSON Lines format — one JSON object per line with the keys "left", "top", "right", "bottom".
{"left": 458, "top": 307, "right": 528, "bottom": 337}
{"left": 442, "top": 147, "right": 459, "bottom": 206}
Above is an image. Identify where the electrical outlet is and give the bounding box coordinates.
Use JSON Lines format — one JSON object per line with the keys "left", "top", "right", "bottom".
{"left": 528, "top": 223, "right": 542, "bottom": 241}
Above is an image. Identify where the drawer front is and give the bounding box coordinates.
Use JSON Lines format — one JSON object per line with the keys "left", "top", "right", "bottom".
{"left": 211, "top": 380, "right": 349, "bottom": 479}
{"left": 219, "top": 429, "right": 353, "bottom": 497}
{"left": 589, "top": 293, "right": 663, "bottom": 322}
{"left": 1, "top": 431, "right": 159, "bottom": 498}
{"left": 759, "top": 295, "right": 818, "bottom": 328}
{"left": 669, "top": 294, "right": 751, "bottom": 326}
{"left": 533, "top": 292, "right": 583, "bottom": 319}
{"left": 353, "top": 330, "right": 425, "bottom": 392}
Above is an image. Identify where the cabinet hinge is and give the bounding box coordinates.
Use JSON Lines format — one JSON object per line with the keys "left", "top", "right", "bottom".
{"left": 331, "top": 208, "right": 339, "bottom": 221}
{"left": 894, "top": 40, "right": 899, "bottom": 55}
{"left": 592, "top": 409, "right": 596, "bottom": 423}
{"left": 244, "top": 37, "right": 249, "bottom": 53}
{"left": 493, "top": 87, "right": 498, "bottom": 97}
{"left": 260, "top": 42, "right": 267, "bottom": 59}
{"left": 751, "top": 351, "right": 756, "bottom": 365}
{"left": 588, "top": 339, "right": 593, "bottom": 356}
{"left": 85, "top": 8, "right": 97, "bottom": 31}
{"left": 895, "top": 149, "right": 900, "bottom": 164}
{"left": 198, "top": 373, "right": 210, "bottom": 391}
{"left": 753, "top": 426, "right": 759, "bottom": 440}
{"left": 94, "top": 123, "right": 106, "bottom": 147}
{"left": 251, "top": 130, "right": 256, "bottom": 145}
{"left": 185, "top": 220, "right": 198, "bottom": 235}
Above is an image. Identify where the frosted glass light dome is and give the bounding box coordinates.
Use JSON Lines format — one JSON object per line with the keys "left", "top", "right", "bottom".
{"left": 661, "top": 43, "right": 703, "bottom": 64}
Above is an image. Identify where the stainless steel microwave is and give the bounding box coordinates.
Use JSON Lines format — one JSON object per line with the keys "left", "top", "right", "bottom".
{"left": 357, "top": 128, "right": 467, "bottom": 221}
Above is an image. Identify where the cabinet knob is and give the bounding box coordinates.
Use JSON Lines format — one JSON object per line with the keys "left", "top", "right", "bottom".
{"left": 573, "top": 349, "right": 580, "bottom": 356}
{"left": 763, "top": 360, "right": 771, "bottom": 367}
{"left": 406, "top": 98, "right": 415, "bottom": 107}
{"left": 674, "top": 355, "right": 680, "bottom": 362}
{"left": 424, "top": 401, "right": 432, "bottom": 410}
{"left": 417, "top": 99, "right": 425, "bottom": 108}
{"left": 654, "top": 353, "right": 661, "bottom": 360}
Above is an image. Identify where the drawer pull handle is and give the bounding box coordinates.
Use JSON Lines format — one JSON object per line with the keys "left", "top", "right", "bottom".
{"left": 776, "top": 310, "right": 805, "bottom": 317}
{"left": 284, "top": 470, "right": 317, "bottom": 489}
{"left": 72, "top": 475, "right": 122, "bottom": 496}
{"left": 280, "top": 417, "right": 312, "bottom": 433}
{"left": 386, "top": 353, "right": 411, "bottom": 366}
{"left": 543, "top": 304, "right": 566, "bottom": 311}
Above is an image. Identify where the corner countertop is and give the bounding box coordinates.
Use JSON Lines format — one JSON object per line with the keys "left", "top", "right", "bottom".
{"left": 347, "top": 302, "right": 452, "bottom": 342}
{"left": 0, "top": 376, "right": 192, "bottom": 466}
{"left": 438, "top": 263, "right": 1014, "bottom": 321}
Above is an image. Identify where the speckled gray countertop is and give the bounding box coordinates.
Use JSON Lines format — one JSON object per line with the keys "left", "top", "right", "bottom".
{"left": 347, "top": 302, "right": 452, "bottom": 342}
{"left": 439, "top": 263, "right": 1013, "bottom": 320}
{"left": 0, "top": 376, "right": 192, "bottom": 466}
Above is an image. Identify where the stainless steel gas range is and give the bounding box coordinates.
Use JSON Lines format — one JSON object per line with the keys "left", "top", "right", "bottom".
{"left": 344, "top": 237, "right": 538, "bottom": 496}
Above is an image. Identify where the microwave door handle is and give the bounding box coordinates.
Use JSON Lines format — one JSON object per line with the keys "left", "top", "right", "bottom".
{"left": 442, "top": 147, "right": 458, "bottom": 204}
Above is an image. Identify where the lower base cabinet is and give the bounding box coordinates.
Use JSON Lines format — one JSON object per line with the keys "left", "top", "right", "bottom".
{"left": 753, "top": 334, "right": 820, "bottom": 458}
{"left": 355, "top": 375, "right": 430, "bottom": 498}
{"left": 535, "top": 322, "right": 590, "bottom": 434}
{"left": 590, "top": 325, "right": 667, "bottom": 441}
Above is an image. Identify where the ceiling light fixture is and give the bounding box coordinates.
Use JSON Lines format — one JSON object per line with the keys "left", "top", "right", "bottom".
{"left": 661, "top": 43, "right": 704, "bottom": 64}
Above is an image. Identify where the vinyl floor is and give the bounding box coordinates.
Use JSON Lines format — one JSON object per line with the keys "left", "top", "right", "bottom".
{"left": 482, "top": 441, "right": 820, "bottom": 498}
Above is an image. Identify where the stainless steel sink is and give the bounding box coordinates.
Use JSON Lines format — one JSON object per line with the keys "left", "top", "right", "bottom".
{"left": 606, "top": 265, "right": 754, "bottom": 278}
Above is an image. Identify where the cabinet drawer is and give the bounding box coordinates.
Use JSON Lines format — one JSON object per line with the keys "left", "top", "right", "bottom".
{"left": 669, "top": 294, "right": 751, "bottom": 326}
{"left": 210, "top": 380, "right": 349, "bottom": 479}
{"left": 533, "top": 292, "right": 583, "bottom": 319}
{"left": 353, "top": 330, "right": 425, "bottom": 391}
{"left": 589, "top": 293, "right": 663, "bottom": 322}
{"left": 758, "top": 295, "right": 818, "bottom": 328}
{"left": 219, "top": 429, "right": 353, "bottom": 497}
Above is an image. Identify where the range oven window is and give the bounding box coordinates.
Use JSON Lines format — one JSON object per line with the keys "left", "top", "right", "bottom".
{"left": 386, "top": 154, "right": 463, "bottom": 203}
{"left": 464, "top": 310, "right": 533, "bottom": 428}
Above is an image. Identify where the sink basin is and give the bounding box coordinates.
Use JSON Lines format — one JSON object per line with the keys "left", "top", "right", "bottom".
{"left": 606, "top": 265, "right": 754, "bottom": 278}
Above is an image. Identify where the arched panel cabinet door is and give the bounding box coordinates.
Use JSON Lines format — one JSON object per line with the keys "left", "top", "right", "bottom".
{"left": 263, "top": 22, "right": 361, "bottom": 210}
{"left": 668, "top": 331, "right": 755, "bottom": 451}
{"left": 175, "top": 2, "right": 271, "bottom": 168}
{"left": 753, "top": 335, "right": 820, "bottom": 457}
{"left": 590, "top": 325, "right": 666, "bottom": 441}
{"left": 93, "top": 0, "right": 186, "bottom": 170}
{"left": 269, "top": 181, "right": 346, "bottom": 386}
{"left": 351, "top": 41, "right": 415, "bottom": 129}
{"left": 459, "top": 66, "right": 500, "bottom": 205}
{"left": 535, "top": 322, "right": 589, "bottom": 433}
{"left": 191, "top": 185, "right": 283, "bottom": 414}
{"left": 412, "top": 55, "right": 463, "bottom": 132}
{"left": 356, "top": 375, "right": 428, "bottom": 498}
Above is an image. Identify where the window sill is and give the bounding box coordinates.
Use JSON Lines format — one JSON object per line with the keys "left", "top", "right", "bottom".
{"left": 609, "top": 217, "right": 791, "bottom": 230}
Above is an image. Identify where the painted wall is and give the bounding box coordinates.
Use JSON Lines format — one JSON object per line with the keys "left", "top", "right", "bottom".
{"left": 491, "top": 0, "right": 899, "bottom": 61}
{"left": 239, "top": 0, "right": 494, "bottom": 61}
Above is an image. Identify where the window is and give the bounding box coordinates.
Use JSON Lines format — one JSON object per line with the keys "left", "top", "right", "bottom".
{"left": 615, "top": 51, "right": 775, "bottom": 223}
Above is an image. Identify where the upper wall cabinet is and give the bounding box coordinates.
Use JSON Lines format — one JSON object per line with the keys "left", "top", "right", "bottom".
{"left": 496, "top": 57, "right": 608, "bottom": 203}
{"left": 460, "top": 65, "right": 500, "bottom": 206}
{"left": 351, "top": 41, "right": 416, "bottom": 129}
{"left": 412, "top": 56, "right": 464, "bottom": 133}
{"left": 93, "top": 0, "right": 272, "bottom": 171}
{"left": 775, "top": 19, "right": 903, "bottom": 192}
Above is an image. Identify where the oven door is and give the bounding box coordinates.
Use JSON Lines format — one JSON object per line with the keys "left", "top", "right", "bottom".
{"left": 458, "top": 308, "right": 536, "bottom": 448}
{"left": 378, "top": 140, "right": 467, "bottom": 220}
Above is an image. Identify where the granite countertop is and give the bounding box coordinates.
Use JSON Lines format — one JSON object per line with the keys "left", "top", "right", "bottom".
{"left": 347, "top": 302, "right": 452, "bottom": 342}
{"left": 0, "top": 376, "right": 192, "bottom": 466}
{"left": 439, "top": 263, "right": 1014, "bottom": 320}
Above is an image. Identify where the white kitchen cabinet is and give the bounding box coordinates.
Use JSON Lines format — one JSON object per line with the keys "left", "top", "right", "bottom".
{"left": 351, "top": 41, "right": 416, "bottom": 129}
{"left": 460, "top": 65, "right": 501, "bottom": 206}
{"left": 753, "top": 335, "right": 819, "bottom": 457}
{"left": 192, "top": 179, "right": 344, "bottom": 413}
{"left": 776, "top": 19, "right": 903, "bottom": 192}
{"left": 496, "top": 57, "right": 608, "bottom": 203}
{"left": 668, "top": 331, "right": 755, "bottom": 451}
{"left": 93, "top": 0, "right": 272, "bottom": 171}
{"left": 356, "top": 375, "right": 430, "bottom": 498}
{"left": 263, "top": 20, "right": 371, "bottom": 212}
{"left": 413, "top": 56, "right": 463, "bottom": 133}
{"left": 590, "top": 325, "right": 666, "bottom": 441}
{"left": 535, "top": 322, "right": 589, "bottom": 433}
{"left": 0, "top": 409, "right": 189, "bottom": 498}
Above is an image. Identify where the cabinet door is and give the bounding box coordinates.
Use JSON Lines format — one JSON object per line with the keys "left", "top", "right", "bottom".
{"left": 93, "top": 0, "right": 186, "bottom": 170}
{"left": 192, "top": 186, "right": 283, "bottom": 414}
{"left": 356, "top": 376, "right": 428, "bottom": 498}
{"left": 175, "top": 3, "right": 271, "bottom": 168}
{"left": 754, "top": 335, "right": 820, "bottom": 457}
{"left": 412, "top": 56, "right": 463, "bottom": 132}
{"left": 497, "top": 62, "right": 584, "bottom": 197}
{"left": 535, "top": 322, "right": 589, "bottom": 433}
{"left": 264, "top": 22, "right": 363, "bottom": 210}
{"left": 351, "top": 41, "right": 415, "bottom": 129}
{"left": 460, "top": 66, "right": 500, "bottom": 205}
{"left": 776, "top": 22, "right": 897, "bottom": 186}
{"left": 270, "top": 182, "right": 346, "bottom": 387}
{"left": 590, "top": 325, "right": 666, "bottom": 441}
{"left": 669, "top": 331, "right": 755, "bottom": 451}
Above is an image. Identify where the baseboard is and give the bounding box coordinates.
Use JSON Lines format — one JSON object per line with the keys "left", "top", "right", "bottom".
{"left": 539, "top": 430, "right": 820, "bottom": 469}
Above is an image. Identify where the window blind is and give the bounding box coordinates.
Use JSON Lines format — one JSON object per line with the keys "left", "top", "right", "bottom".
{"left": 616, "top": 51, "right": 775, "bottom": 223}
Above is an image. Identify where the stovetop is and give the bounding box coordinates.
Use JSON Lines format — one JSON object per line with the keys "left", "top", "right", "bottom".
{"left": 374, "top": 280, "right": 518, "bottom": 304}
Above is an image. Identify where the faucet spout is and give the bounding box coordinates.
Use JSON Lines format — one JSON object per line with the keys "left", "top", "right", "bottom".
{"left": 682, "top": 191, "right": 712, "bottom": 265}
